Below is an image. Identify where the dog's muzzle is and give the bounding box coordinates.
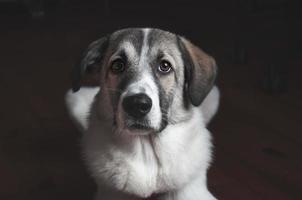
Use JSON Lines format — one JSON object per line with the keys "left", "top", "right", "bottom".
{"left": 122, "top": 93, "right": 152, "bottom": 119}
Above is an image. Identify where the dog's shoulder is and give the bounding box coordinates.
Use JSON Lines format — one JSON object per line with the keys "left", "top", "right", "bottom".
{"left": 200, "top": 86, "right": 220, "bottom": 125}
{"left": 65, "top": 87, "right": 99, "bottom": 132}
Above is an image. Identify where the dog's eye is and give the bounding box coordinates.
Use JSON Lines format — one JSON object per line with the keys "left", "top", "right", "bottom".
{"left": 110, "top": 59, "right": 125, "bottom": 74}
{"left": 158, "top": 60, "right": 172, "bottom": 74}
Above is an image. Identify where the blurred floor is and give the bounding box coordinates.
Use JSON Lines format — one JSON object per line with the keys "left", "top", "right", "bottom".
{"left": 0, "top": 1, "right": 301, "bottom": 200}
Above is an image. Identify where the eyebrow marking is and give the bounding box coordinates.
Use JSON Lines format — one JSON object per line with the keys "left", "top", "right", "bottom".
{"left": 120, "top": 41, "right": 138, "bottom": 59}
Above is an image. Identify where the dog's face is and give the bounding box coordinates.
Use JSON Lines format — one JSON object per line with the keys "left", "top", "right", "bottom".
{"left": 72, "top": 28, "right": 216, "bottom": 135}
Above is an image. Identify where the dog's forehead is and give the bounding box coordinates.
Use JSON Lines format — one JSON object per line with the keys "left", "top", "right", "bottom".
{"left": 109, "top": 28, "right": 144, "bottom": 54}
{"left": 147, "top": 29, "right": 177, "bottom": 48}
{"left": 108, "top": 28, "right": 178, "bottom": 55}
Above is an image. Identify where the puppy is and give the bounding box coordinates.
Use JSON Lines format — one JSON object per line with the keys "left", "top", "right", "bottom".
{"left": 65, "top": 28, "right": 219, "bottom": 200}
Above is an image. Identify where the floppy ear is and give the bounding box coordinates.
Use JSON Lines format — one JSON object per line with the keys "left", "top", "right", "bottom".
{"left": 177, "top": 36, "right": 217, "bottom": 106}
{"left": 72, "top": 36, "right": 109, "bottom": 92}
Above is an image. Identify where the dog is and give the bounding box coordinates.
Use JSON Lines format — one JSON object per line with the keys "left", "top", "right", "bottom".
{"left": 65, "top": 28, "right": 219, "bottom": 200}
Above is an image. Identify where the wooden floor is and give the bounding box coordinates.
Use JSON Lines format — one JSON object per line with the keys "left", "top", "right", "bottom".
{"left": 0, "top": 1, "right": 301, "bottom": 200}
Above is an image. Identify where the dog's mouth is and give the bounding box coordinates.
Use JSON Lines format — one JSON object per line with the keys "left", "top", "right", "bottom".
{"left": 129, "top": 123, "right": 153, "bottom": 130}
{"left": 123, "top": 119, "right": 156, "bottom": 133}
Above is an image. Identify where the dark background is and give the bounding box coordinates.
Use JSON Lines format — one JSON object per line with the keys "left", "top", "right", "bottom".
{"left": 0, "top": 0, "right": 301, "bottom": 199}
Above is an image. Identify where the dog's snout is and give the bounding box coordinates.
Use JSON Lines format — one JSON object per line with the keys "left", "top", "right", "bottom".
{"left": 122, "top": 93, "right": 152, "bottom": 118}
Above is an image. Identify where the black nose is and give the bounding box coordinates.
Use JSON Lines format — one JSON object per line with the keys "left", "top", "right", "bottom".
{"left": 122, "top": 93, "right": 152, "bottom": 118}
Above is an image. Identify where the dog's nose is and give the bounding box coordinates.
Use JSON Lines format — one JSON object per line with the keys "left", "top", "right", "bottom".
{"left": 122, "top": 93, "right": 152, "bottom": 118}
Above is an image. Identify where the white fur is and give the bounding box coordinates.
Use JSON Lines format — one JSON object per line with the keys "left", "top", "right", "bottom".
{"left": 65, "top": 87, "right": 99, "bottom": 132}
{"left": 65, "top": 86, "right": 219, "bottom": 200}
{"left": 201, "top": 86, "right": 220, "bottom": 125}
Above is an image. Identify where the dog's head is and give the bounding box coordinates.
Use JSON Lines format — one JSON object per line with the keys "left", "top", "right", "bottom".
{"left": 72, "top": 28, "right": 216, "bottom": 135}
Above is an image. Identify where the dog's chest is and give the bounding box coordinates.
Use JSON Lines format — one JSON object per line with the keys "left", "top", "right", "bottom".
{"left": 109, "top": 127, "right": 205, "bottom": 196}
{"left": 116, "top": 136, "right": 166, "bottom": 195}
{"left": 84, "top": 109, "right": 209, "bottom": 198}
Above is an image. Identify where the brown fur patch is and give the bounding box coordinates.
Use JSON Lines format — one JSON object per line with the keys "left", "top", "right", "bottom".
{"left": 180, "top": 37, "right": 217, "bottom": 106}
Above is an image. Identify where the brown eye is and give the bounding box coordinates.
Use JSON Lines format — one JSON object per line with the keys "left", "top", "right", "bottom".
{"left": 158, "top": 60, "right": 172, "bottom": 74}
{"left": 110, "top": 59, "right": 125, "bottom": 74}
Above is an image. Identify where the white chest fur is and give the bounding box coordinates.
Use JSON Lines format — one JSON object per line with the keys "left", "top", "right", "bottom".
{"left": 82, "top": 108, "right": 212, "bottom": 198}
{"left": 65, "top": 86, "right": 219, "bottom": 200}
